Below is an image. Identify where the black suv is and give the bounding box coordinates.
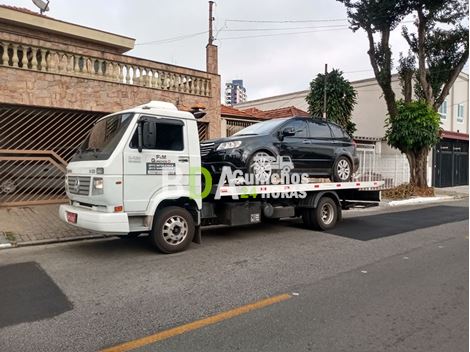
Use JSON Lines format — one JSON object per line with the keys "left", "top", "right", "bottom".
{"left": 200, "top": 116, "right": 359, "bottom": 183}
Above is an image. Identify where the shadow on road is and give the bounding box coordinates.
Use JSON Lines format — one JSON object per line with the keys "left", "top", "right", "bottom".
{"left": 0, "top": 262, "right": 73, "bottom": 328}
{"left": 325, "top": 205, "right": 468, "bottom": 241}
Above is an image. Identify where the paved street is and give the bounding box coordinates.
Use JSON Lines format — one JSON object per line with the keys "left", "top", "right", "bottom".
{"left": 0, "top": 200, "right": 468, "bottom": 352}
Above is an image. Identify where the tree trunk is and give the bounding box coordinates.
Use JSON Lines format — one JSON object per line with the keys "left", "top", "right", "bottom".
{"left": 405, "top": 148, "right": 429, "bottom": 188}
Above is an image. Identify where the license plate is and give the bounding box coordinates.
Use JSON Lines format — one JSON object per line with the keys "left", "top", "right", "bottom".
{"left": 66, "top": 211, "right": 77, "bottom": 224}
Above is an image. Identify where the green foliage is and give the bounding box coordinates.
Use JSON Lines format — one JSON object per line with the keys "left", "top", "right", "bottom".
{"left": 385, "top": 100, "right": 441, "bottom": 153}
{"left": 306, "top": 69, "right": 357, "bottom": 135}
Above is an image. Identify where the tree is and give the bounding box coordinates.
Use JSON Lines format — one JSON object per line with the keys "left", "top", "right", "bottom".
{"left": 385, "top": 100, "right": 441, "bottom": 186}
{"left": 337, "top": 0, "right": 468, "bottom": 188}
{"left": 402, "top": 0, "right": 469, "bottom": 109}
{"left": 306, "top": 69, "right": 357, "bottom": 135}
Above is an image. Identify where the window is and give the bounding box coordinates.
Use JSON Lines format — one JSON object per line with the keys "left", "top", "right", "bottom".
{"left": 281, "top": 119, "right": 308, "bottom": 137}
{"left": 457, "top": 104, "right": 464, "bottom": 123}
{"left": 308, "top": 120, "right": 333, "bottom": 138}
{"left": 328, "top": 123, "right": 350, "bottom": 139}
{"left": 131, "top": 118, "right": 184, "bottom": 151}
{"left": 438, "top": 100, "right": 447, "bottom": 119}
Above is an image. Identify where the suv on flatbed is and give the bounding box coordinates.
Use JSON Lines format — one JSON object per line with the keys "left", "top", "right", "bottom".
{"left": 201, "top": 116, "right": 359, "bottom": 183}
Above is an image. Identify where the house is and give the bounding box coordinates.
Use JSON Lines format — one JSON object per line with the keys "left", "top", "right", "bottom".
{"left": 220, "top": 105, "right": 310, "bottom": 137}
{"left": 0, "top": 5, "right": 220, "bottom": 207}
{"left": 235, "top": 73, "right": 469, "bottom": 187}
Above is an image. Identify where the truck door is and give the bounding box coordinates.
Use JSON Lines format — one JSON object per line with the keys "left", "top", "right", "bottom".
{"left": 123, "top": 116, "right": 189, "bottom": 213}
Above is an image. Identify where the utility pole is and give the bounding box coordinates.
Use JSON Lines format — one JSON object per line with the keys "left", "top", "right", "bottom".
{"left": 323, "top": 63, "right": 328, "bottom": 120}
{"left": 208, "top": 1, "right": 215, "bottom": 45}
{"left": 206, "top": 1, "right": 218, "bottom": 74}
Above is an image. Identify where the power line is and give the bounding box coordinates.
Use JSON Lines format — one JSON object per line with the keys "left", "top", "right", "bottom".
{"left": 225, "top": 18, "right": 348, "bottom": 24}
{"left": 136, "top": 31, "right": 208, "bottom": 46}
{"left": 221, "top": 24, "right": 348, "bottom": 32}
{"left": 218, "top": 27, "right": 348, "bottom": 40}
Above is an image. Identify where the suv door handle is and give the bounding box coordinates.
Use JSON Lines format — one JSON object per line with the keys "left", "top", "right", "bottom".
{"left": 302, "top": 139, "right": 311, "bottom": 144}
{"left": 178, "top": 157, "right": 189, "bottom": 162}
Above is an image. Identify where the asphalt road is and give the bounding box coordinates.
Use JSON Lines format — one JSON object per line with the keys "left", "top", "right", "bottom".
{"left": 0, "top": 200, "right": 468, "bottom": 352}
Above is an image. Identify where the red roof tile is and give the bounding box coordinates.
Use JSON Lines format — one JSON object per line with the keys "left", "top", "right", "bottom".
{"left": 221, "top": 105, "right": 259, "bottom": 120}
{"left": 241, "top": 106, "right": 310, "bottom": 120}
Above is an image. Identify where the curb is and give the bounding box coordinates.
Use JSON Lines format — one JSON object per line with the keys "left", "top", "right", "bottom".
{"left": 0, "top": 233, "right": 111, "bottom": 249}
{"left": 16, "top": 234, "right": 110, "bottom": 247}
{"left": 384, "top": 195, "right": 457, "bottom": 207}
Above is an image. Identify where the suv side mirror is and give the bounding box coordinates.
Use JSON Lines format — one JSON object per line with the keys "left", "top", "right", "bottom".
{"left": 280, "top": 127, "right": 296, "bottom": 139}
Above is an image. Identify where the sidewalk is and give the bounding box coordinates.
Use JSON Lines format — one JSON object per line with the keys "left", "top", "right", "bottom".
{"left": 434, "top": 185, "right": 469, "bottom": 198}
{"left": 0, "top": 204, "right": 104, "bottom": 247}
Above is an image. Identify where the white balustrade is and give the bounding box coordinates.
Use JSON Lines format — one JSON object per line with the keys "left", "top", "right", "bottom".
{"left": 0, "top": 40, "right": 211, "bottom": 96}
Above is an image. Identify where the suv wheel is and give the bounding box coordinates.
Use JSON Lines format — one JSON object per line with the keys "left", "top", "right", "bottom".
{"left": 249, "top": 151, "right": 273, "bottom": 184}
{"left": 333, "top": 156, "right": 352, "bottom": 182}
{"left": 0, "top": 179, "right": 17, "bottom": 194}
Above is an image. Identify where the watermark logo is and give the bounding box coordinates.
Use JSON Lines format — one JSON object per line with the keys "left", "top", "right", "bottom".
{"left": 164, "top": 155, "right": 309, "bottom": 201}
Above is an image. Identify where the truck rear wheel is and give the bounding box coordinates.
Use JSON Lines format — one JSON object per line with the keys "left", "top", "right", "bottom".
{"left": 302, "top": 196, "right": 339, "bottom": 231}
{"left": 150, "top": 206, "right": 195, "bottom": 254}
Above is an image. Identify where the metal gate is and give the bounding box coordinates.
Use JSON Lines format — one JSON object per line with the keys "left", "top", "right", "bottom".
{"left": 355, "top": 143, "right": 410, "bottom": 189}
{"left": 0, "top": 104, "right": 106, "bottom": 206}
{"left": 433, "top": 139, "right": 469, "bottom": 187}
{"left": 226, "top": 118, "right": 256, "bottom": 137}
{"left": 197, "top": 121, "right": 208, "bottom": 141}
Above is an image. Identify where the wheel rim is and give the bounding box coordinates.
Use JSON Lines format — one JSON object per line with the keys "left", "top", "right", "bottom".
{"left": 321, "top": 203, "right": 335, "bottom": 225}
{"left": 337, "top": 159, "right": 351, "bottom": 181}
{"left": 0, "top": 180, "right": 17, "bottom": 194}
{"left": 251, "top": 152, "right": 273, "bottom": 183}
{"left": 162, "top": 215, "right": 188, "bottom": 245}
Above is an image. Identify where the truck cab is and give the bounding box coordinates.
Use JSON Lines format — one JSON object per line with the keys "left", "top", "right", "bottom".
{"left": 59, "top": 101, "right": 202, "bottom": 252}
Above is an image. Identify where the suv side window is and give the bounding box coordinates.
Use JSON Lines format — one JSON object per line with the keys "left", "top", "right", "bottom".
{"left": 282, "top": 119, "right": 308, "bottom": 137}
{"left": 130, "top": 118, "right": 184, "bottom": 151}
{"left": 308, "top": 120, "right": 332, "bottom": 138}
{"left": 329, "top": 124, "right": 349, "bottom": 139}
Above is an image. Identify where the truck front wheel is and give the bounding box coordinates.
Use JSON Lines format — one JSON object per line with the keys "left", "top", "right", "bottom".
{"left": 150, "top": 206, "right": 195, "bottom": 254}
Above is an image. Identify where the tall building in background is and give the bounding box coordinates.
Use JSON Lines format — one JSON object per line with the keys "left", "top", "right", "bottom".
{"left": 225, "top": 79, "right": 247, "bottom": 105}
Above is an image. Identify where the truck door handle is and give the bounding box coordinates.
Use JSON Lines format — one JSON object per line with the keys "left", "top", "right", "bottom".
{"left": 302, "top": 140, "right": 310, "bottom": 144}
{"left": 178, "top": 157, "right": 189, "bottom": 162}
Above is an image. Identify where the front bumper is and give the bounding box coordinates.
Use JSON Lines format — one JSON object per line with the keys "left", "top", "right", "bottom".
{"left": 202, "top": 149, "right": 247, "bottom": 178}
{"left": 59, "top": 204, "right": 130, "bottom": 233}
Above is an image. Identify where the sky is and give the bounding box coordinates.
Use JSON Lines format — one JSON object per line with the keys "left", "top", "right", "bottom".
{"left": 5, "top": 0, "right": 469, "bottom": 101}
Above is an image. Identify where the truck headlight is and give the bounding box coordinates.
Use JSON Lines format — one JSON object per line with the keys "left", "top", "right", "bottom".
{"left": 217, "top": 141, "right": 242, "bottom": 150}
{"left": 93, "top": 177, "right": 104, "bottom": 195}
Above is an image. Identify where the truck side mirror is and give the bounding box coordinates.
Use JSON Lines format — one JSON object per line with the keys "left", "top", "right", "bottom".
{"left": 137, "top": 121, "right": 143, "bottom": 153}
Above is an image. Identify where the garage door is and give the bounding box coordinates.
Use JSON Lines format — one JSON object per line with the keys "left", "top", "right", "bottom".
{"left": 433, "top": 139, "right": 469, "bottom": 187}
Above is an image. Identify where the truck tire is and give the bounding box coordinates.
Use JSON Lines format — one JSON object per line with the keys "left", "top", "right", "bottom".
{"left": 150, "top": 206, "right": 195, "bottom": 254}
{"left": 303, "top": 197, "right": 338, "bottom": 231}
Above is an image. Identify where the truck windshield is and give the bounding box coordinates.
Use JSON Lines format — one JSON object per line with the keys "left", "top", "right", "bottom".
{"left": 71, "top": 113, "right": 134, "bottom": 161}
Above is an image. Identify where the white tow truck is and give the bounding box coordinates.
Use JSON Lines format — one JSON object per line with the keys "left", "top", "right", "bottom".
{"left": 59, "top": 101, "right": 383, "bottom": 253}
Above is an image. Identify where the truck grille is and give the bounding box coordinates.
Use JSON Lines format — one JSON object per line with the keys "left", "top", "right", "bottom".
{"left": 200, "top": 142, "right": 215, "bottom": 156}
{"left": 67, "top": 176, "right": 91, "bottom": 196}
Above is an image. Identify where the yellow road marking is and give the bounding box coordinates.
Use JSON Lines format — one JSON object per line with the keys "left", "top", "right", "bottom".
{"left": 100, "top": 293, "right": 292, "bottom": 352}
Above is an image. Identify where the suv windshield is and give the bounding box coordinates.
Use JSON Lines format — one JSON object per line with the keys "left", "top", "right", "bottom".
{"left": 71, "top": 113, "right": 134, "bottom": 161}
{"left": 234, "top": 118, "right": 289, "bottom": 136}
